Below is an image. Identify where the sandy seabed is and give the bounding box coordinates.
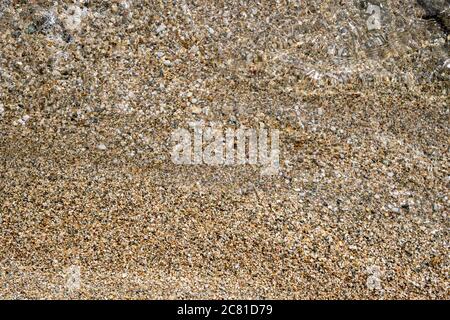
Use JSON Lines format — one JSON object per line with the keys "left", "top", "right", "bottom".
{"left": 0, "top": 1, "right": 448, "bottom": 299}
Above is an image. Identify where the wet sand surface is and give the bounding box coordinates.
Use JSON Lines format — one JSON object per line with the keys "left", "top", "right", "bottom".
{"left": 0, "top": 1, "right": 448, "bottom": 299}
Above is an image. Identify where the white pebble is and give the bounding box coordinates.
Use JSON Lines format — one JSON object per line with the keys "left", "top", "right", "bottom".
{"left": 190, "top": 45, "right": 199, "bottom": 54}
{"left": 156, "top": 24, "right": 166, "bottom": 34}
{"left": 390, "top": 207, "right": 400, "bottom": 213}
{"left": 17, "top": 115, "right": 30, "bottom": 126}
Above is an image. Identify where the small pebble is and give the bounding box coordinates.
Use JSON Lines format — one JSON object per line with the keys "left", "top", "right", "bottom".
{"left": 156, "top": 24, "right": 166, "bottom": 34}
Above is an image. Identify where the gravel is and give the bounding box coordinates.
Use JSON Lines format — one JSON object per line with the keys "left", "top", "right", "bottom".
{"left": 0, "top": 0, "right": 448, "bottom": 299}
